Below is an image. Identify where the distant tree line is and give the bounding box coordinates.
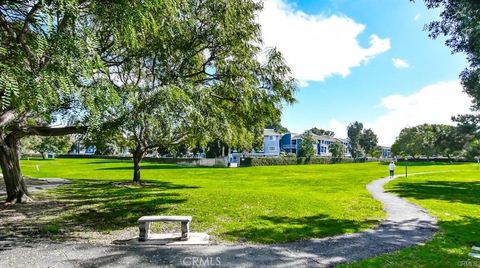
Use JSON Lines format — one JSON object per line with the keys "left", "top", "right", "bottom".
{"left": 391, "top": 124, "right": 477, "bottom": 160}
{"left": 347, "top": 121, "right": 380, "bottom": 159}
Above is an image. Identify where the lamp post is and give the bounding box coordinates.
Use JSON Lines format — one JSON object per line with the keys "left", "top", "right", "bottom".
{"left": 405, "top": 156, "right": 409, "bottom": 177}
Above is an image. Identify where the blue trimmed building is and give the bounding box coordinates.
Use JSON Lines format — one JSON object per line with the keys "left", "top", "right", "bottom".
{"left": 280, "top": 132, "right": 351, "bottom": 157}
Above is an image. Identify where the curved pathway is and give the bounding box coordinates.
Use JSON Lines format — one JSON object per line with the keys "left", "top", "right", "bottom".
{"left": 0, "top": 174, "right": 438, "bottom": 267}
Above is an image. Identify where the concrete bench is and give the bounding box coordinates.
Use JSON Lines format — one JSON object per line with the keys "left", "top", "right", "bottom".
{"left": 138, "top": 215, "right": 192, "bottom": 241}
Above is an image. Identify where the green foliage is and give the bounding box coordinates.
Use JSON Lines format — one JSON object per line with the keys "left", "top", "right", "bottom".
{"left": 465, "top": 139, "right": 480, "bottom": 160}
{"left": 419, "top": 0, "right": 480, "bottom": 152}
{"left": 20, "top": 158, "right": 470, "bottom": 244}
{"left": 243, "top": 156, "right": 353, "bottom": 166}
{"left": 347, "top": 122, "right": 378, "bottom": 158}
{"left": 433, "top": 124, "right": 467, "bottom": 158}
{"left": 347, "top": 121, "right": 364, "bottom": 159}
{"left": 22, "top": 136, "right": 72, "bottom": 158}
{"left": 370, "top": 146, "right": 382, "bottom": 159}
{"left": 420, "top": 0, "right": 480, "bottom": 112}
{"left": 329, "top": 141, "right": 346, "bottom": 159}
{"left": 392, "top": 124, "right": 466, "bottom": 158}
{"left": 359, "top": 128, "right": 378, "bottom": 156}
{"left": 0, "top": 1, "right": 110, "bottom": 126}
{"left": 308, "top": 127, "right": 335, "bottom": 137}
{"left": 298, "top": 132, "right": 316, "bottom": 158}
{"left": 85, "top": 1, "right": 297, "bottom": 180}
{"left": 266, "top": 120, "right": 290, "bottom": 134}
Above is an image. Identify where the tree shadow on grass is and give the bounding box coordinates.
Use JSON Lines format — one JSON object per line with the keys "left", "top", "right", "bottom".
{"left": 96, "top": 164, "right": 196, "bottom": 171}
{"left": 378, "top": 161, "right": 463, "bottom": 167}
{"left": 84, "top": 160, "right": 132, "bottom": 165}
{"left": 223, "top": 214, "right": 380, "bottom": 244}
{"left": 50, "top": 180, "right": 200, "bottom": 231}
{"left": 388, "top": 180, "right": 480, "bottom": 205}
{"left": 0, "top": 180, "right": 199, "bottom": 248}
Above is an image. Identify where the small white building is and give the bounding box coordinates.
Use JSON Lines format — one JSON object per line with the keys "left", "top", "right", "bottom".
{"left": 249, "top": 129, "right": 282, "bottom": 157}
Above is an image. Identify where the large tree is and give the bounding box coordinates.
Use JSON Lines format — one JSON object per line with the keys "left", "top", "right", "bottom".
{"left": 92, "top": 0, "right": 296, "bottom": 183}
{"left": 329, "top": 141, "right": 345, "bottom": 159}
{"left": 347, "top": 121, "right": 364, "bottom": 159}
{"left": 359, "top": 128, "right": 378, "bottom": 156}
{"left": 0, "top": 1, "right": 91, "bottom": 203}
{"left": 418, "top": 1, "right": 480, "bottom": 137}
{"left": 0, "top": 1, "right": 167, "bottom": 202}
{"left": 298, "top": 132, "right": 316, "bottom": 158}
{"left": 391, "top": 124, "right": 464, "bottom": 158}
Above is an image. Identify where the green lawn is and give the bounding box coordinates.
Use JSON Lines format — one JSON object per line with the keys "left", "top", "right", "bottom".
{"left": 14, "top": 158, "right": 473, "bottom": 244}
{"left": 342, "top": 165, "right": 480, "bottom": 267}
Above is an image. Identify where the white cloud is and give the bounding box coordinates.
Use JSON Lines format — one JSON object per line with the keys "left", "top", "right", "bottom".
{"left": 259, "top": 0, "right": 391, "bottom": 85}
{"left": 392, "top": 58, "right": 409, "bottom": 69}
{"left": 414, "top": 14, "right": 421, "bottom": 21}
{"left": 327, "top": 119, "right": 348, "bottom": 139}
{"left": 367, "top": 80, "right": 472, "bottom": 146}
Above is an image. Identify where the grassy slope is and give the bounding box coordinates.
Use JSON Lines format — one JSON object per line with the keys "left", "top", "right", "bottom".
{"left": 18, "top": 158, "right": 468, "bottom": 244}
{"left": 342, "top": 164, "right": 480, "bottom": 267}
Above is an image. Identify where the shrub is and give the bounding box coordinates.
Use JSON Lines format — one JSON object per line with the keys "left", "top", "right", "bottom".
{"left": 241, "top": 156, "right": 354, "bottom": 167}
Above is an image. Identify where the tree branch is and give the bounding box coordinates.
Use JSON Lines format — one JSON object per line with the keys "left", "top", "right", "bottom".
{"left": 9, "top": 126, "right": 87, "bottom": 140}
{"left": 20, "top": 1, "right": 43, "bottom": 37}
{"left": 0, "top": 110, "right": 17, "bottom": 128}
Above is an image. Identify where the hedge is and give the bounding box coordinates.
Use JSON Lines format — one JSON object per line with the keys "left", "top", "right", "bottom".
{"left": 22, "top": 154, "right": 225, "bottom": 167}
{"left": 240, "top": 156, "right": 355, "bottom": 167}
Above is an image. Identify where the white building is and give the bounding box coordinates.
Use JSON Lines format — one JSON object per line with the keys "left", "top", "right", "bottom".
{"left": 249, "top": 129, "right": 282, "bottom": 156}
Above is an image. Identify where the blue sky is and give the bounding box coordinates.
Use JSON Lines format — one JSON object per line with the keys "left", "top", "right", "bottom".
{"left": 259, "top": 0, "right": 472, "bottom": 145}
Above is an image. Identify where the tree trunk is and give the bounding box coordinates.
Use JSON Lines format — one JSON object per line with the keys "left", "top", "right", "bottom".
{"left": 132, "top": 147, "right": 144, "bottom": 184}
{"left": 40, "top": 151, "right": 46, "bottom": 160}
{"left": 0, "top": 137, "right": 29, "bottom": 203}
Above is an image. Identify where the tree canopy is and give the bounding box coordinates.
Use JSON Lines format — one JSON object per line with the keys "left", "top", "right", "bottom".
{"left": 0, "top": 0, "right": 296, "bottom": 200}
{"left": 307, "top": 127, "right": 335, "bottom": 137}
{"left": 22, "top": 136, "right": 71, "bottom": 159}
{"left": 359, "top": 128, "right": 378, "bottom": 156}
{"left": 329, "top": 141, "right": 345, "bottom": 159}
{"left": 0, "top": 0, "right": 119, "bottom": 202}
{"left": 347, "top": 121, "right": 364, "bottom": 159}
{"left": 418, "top": 0, "right": 480, "bottom": 139}
{"left": 89, "top": 0, "right": 296, "bottom": 182}
{"left": 391, "top": 124, "right": 466, "bottom": 158}
{"left": 298, "top": 132, "right": 316, "bottom": 158}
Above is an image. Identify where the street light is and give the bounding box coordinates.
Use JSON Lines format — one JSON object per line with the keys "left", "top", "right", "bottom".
{"left": 405, "top": 155, "right": 411, "bottom": 177}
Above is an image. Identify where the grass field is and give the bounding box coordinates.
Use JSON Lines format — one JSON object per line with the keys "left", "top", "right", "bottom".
{"left": 342, "top": 165, "right": 480, "bottom": 267}
{"left": 14, "top": 158, "right": 471, "bottom": 244}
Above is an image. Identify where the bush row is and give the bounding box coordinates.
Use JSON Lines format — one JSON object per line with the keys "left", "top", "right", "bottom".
{"left": 240, "top": 156, "right": 356, "bottom": 167}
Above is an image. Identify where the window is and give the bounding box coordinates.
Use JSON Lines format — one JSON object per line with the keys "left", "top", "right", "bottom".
{"left": 269, "top": 136, "right": 276, "bottom": 141}
{"left": 292, "top": 140, "right": 297, "bottom": 145}
{"left": 269, "top": 146, "right": 276, "bottom": 151}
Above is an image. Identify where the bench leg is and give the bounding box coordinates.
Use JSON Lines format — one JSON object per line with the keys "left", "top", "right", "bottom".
{"left": 181, "top": 221, "right": 190, "bottom": 241}
{"left": 139, "top": 222, "right": 150, "bottom": 241}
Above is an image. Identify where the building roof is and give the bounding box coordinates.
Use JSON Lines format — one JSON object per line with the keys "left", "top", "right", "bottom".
{"left": 264, "top": 129, "right": 281, "bottom": 136}
{"left": 290, "top": 132, "right": 350, "bottom": 144}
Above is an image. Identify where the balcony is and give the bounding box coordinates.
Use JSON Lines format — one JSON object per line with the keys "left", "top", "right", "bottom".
{"left": 282, "top": 144, "right": 296, "bottom": 150}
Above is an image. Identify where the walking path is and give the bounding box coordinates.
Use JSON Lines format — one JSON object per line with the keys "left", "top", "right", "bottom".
{"left": 0, "top": 174, "right": 438, "bottom": 267}
{"left": 0, "top": 177, "right": 71, "bottom": 196}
